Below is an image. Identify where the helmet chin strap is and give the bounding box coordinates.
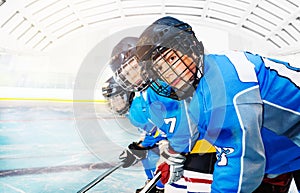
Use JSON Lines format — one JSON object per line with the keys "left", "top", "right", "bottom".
{"left": 193, "top": 68, "right": 202, "bottom": 87}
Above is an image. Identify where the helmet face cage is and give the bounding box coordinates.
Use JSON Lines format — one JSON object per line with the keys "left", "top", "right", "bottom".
{"left": 113, "top": 55, "right": 149, "bottom": 92}
{"left": 149, "top": 33, "right": 203, "bottom": 100}
{"left": 136, "top": 17, "right": 204, "bottom": 100}
{"left": 110, "top": 37, "right": 139, "bottom": 73}
{"left": 107, "top": 91, "right": 130, "bottom": 115}
{"left": 101, "top": 77, "right": 133, "bottom": 116}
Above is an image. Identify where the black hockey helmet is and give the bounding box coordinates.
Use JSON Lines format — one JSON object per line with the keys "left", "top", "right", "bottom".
{"left": 109, "top": 37, "right": 150, "bottom": 92}
{"left": 136, "top": 16, "right": 204, "bottom": 100}
{"left": 102, "top": 77, "right": 135, "bottom": 115}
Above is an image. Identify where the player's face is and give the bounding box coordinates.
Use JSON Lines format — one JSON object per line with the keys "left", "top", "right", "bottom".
{"left": 153, "top": 49, "right": 196, "bottom": 91}
{"left": 117, "top": 56, "right": 143, "bottom": 87}
{"left": 109, "top": 94, "right": 127, "bottom": 113}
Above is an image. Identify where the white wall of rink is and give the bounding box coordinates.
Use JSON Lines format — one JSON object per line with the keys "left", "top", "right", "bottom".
{"left": 0, "top": 87, "right": 104, "bottom": 101}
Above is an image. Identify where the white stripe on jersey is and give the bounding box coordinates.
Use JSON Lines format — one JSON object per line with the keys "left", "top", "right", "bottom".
{"left": 184, "top": 100, "right": 195, "bottom": 152}
{"left": 263, "top": 58, "right": 300, "bottom": 87}
{"left": 263, "top": 100, "right": 300, "bottom": 116}
{"left": 233, "top": 85, "right": 260, "bottom": 193}
{"left": 226, "top": 51, "right": 258, "bottom": 83}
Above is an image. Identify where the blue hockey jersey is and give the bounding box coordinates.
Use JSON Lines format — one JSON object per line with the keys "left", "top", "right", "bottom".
{"left": 128, "top": 95, "right": 165, "bottom": 147}
{"left": 142, "top": 87, "right": 199, "bottom": 153}
{"left": 128, "top": 88, "right": 199, "bottom": 153}
{"left": 188, "top": 51, "right": 300, "bottom": 192}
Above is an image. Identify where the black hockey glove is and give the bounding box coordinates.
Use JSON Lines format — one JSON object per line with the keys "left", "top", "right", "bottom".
{"left": 119, "top": 141, "right": 148, "bottom": 168}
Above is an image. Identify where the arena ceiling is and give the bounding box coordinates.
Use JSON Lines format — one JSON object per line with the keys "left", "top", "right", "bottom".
{"left": 0, "top": 0, "right": 300, "bottom": 55}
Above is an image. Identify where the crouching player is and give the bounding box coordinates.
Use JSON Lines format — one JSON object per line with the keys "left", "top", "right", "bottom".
{"left": 109, "top": 36, "right": 218, "bottom": 192}
{"left": 102, "top": 77, "right": 165, "bottom": 193}
{"left": 136, "top": 16, "right": 300, "bottom": 193}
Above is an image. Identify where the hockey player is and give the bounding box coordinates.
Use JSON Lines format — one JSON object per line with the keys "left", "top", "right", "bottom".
{"left": 135, "top": 16, "right": 300, "bottom": 192}
{"left": 108, "top": 37, "right": 189, "bottom": 193}
{"left": 102, "top": 76, "right": 165, "bottom": 193}
{"left": 109, "top": 36, "right": 217, "bottom": 193}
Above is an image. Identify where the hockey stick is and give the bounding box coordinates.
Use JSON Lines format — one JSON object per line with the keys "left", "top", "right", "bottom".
{"left": 77, "top": 162, "right": 124, "bottom": 193}
{"left": 139, "top": 171, "right": 162, "bottom": 193}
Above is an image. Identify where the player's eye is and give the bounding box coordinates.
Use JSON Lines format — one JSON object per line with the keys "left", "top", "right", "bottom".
{"left": 156, "top": 64, "right": 163, "bottom": 72}
{"left": 168, "top": 55, "right": 177, "bottom": 64}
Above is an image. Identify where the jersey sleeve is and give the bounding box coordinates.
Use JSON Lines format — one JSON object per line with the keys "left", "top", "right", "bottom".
{"left": 128, "top": 96, "right": 157, "bottom": 134}
{"left": 209, "top": 104, "right": 266, "bottom": 193}
{"left": 141, "top": 130, "right": 166, "bottom": 147}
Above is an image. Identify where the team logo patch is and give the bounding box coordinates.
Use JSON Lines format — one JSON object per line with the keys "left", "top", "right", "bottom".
{"left": 215, "top": 146, "right": 234, "bottom": 166}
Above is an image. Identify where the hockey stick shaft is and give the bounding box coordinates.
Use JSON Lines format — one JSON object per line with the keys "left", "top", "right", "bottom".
{"left": 139, "top": 171, "right": 162, "bottom": 193}
{"left": 77, "top": 162, "right": 124, "bottom": 193}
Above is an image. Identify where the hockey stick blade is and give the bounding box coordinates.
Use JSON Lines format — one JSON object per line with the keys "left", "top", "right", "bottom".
{"left": 77, "top": 162, "right": 124, "bottom": 193}
{"left": 139, "top": 171, "right": 162, "bottom": 193}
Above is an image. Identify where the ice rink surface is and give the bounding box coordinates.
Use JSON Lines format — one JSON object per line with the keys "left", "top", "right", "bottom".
{"left": 0, "top": 101, "right": 146, "bottom": 193}
{"left": 0, "top": 101, "right": 298, "bottom": 193}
